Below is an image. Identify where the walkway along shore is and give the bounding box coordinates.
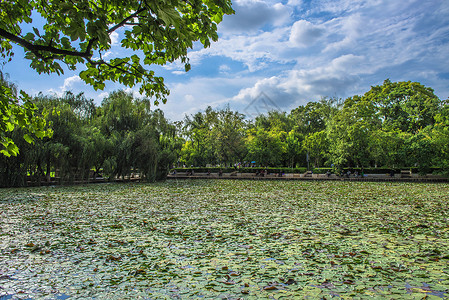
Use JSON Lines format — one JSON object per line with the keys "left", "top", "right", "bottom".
{"left": 167, "top": 172, "right": 449, "bottom": 183}
{"left": 22, "top": 171, "right": 448, "bottom": 187}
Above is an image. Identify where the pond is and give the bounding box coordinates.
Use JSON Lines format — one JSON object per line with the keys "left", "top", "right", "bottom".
{"left": 1, "top": 180, "right": 448, "bottom": 298}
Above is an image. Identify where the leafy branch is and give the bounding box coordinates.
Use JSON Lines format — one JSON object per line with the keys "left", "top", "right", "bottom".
{"left": 0, "top": 28, "right": 94, "bottom": 60}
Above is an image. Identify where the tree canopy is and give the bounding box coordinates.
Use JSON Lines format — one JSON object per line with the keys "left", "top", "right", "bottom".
{"left": 0, "top": 0, "right": 233, "bottom": 156}
{"left": 0, "top": 0, "right": 233, "bottom": 103}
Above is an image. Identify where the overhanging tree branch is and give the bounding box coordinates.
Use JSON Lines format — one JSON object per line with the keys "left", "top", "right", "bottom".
{"left": 0, "top": 28, "right": 93, "bottom": 59}
{"left": 107, "top": 8, "right": 146, "bottom": 34}
{"left": 0, "top": 5, "right": 147, "bottom": 60}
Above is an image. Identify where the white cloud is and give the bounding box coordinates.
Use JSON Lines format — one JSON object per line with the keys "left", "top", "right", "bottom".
{"left": 289, "top": 20, "right": 324, "bottom": 47}
{"left": 287, "top": 0, "right": 303, "bottom": 6}
{"left": 220, "top": 0, "right": 291, "bottom": 34}
{"left": 162, "top": 76, "right": 260, "bottom": 120}
{"left": 311, "top": 0, "right": 370, "bottom": 14}
{"left": 62, "top": 75, "right": 82, "bottom": 91}
{"left": 219, "top": 65, "right": 231, "bottom": 74}
{"left": 98, "top": 92, "right": 109, "bottom": 101}
{"left": 229, "top": 54, "right": 365, "bottom": 112}
{"left": 47, "top": 75, "right": 84, "bottom": 97}
{"left": 191, "top": 27, "right": 292, "bottom": 72}
{"left": 184, "top": 94, "right": 195, "bottom": 103}
{"left": 321, "top": 14, "right": 362, "bottom": 52}
{"left": 45, "top": 88, "right": 61, "bottom": 97}
{"left": 110, "top": 32, "right": 119, "bottom": 46}
{"left": 272, "top": 3, "right": 292, "bottom": 27}
{"left": 45, "top": 75, "right": 108, "bottom": 103}
{"left": 102, "top": 51, "right": 114, "bottom": 59}
{"left": 123, "top": 87, "right": 143, "bottom": 99}
{"left": 163, "top": 49, "right": 205, "bottom": 73}
{"left": 157, "top": 0, "right": 449, "bottom": 121}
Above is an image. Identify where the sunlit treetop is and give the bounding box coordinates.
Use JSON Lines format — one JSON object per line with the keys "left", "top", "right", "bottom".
{"left": 0, "top": 0, "right": 234, "bottom": 105}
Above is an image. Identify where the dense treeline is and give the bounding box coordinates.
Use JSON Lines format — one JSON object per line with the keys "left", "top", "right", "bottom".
{"left": 0, "top": 90, "right": 182, "bottom": 187}
{"left": 181, "top": 80, "right": 449, "bottom": 175}
{"left": 1, "top": 79, "right": 449, "bottom": 186}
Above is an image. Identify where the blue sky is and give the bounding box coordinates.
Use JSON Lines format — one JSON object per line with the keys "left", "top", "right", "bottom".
{"left": 3, "top": 0, "right": 449, "bottom": 121}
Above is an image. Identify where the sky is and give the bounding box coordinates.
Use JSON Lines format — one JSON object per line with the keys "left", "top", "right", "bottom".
{"left": 2, "top": 0, "right": 449, "bottom": 121}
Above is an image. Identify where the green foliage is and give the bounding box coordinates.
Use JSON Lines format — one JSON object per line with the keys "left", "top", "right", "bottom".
{"left": 0, "top": 90, "right": 180, "bottom": 186}
{"left": 1, "top": 180, "right": 448, "bottom": 298}
{"left": 0, "top": 72, "right": 52, "bottom": 157}
{"left": 1, "top": 79, "right": 447, "bottom": 186}
{"left": 365, "top": 79, "right": 440, "bottom": 132}
{"left": 213, "top": 106, "right": 247, "bottom": 165}
{"left": 403, "top": 129, "right": 436, "bottom": 175}
{"left": 178, "top": 82, "right": 444, "bottom": 173}
{"left": 303, "top": 130, "right": 328, "bottom": 168}
{"left": 290, "top": 98, "right": 339, "bottom": 134}
{"left": 326, "top": 80, "right": 442, "bottom": 170}
{"left": 95, "top": 91, "right": 180, "bottom": 181}
{"left": 0, "top": 0, "right": 234, "bottom": 105}
{"left": 431, "top": 102, "right": 449, "bottom": 171}
{"left": 246, "top": 128, "right": 286, "bottom": 166}
{"left": 327, "top": 95, "right": 379, "bottom": 168}
{"left": 285, "top": 130, "right": 303, "bottom": 168}
{"left": 181, "top": 106, "right": 247, "bottom": 167}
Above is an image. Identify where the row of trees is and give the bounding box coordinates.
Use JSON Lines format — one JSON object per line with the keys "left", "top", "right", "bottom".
{"left": 180, "top": 80, "right": 449, "bottom": 174}
{"left": 1, "top": 79, "right": 449, "bottom": 186}
{"left": 0, "top": 90, "right": 182, "bottom": 187}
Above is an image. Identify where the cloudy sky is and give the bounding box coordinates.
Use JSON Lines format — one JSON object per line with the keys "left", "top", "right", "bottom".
{"left": 3, "top": 0, "right": 449, "bottom": 121}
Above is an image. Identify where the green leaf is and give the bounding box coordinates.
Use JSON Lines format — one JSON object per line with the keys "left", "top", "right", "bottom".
{"left": 23, "top": 133, "right": 34, "bottom": 144}
{"left": 5, "top": 122, "right": 14, "bottom": 132}
{"left": 23, "top": 32, "right": 35, "bottom": 41}
{"left": 158, "top": 7, "right": 181, "bottom": 26}
{"left": 32, "top": 27, "right": 40, "bottom": 37}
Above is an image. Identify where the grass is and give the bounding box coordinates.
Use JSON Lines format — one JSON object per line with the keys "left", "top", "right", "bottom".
{"left": 0, "top": 180, "right": 448, "bottom": 299}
